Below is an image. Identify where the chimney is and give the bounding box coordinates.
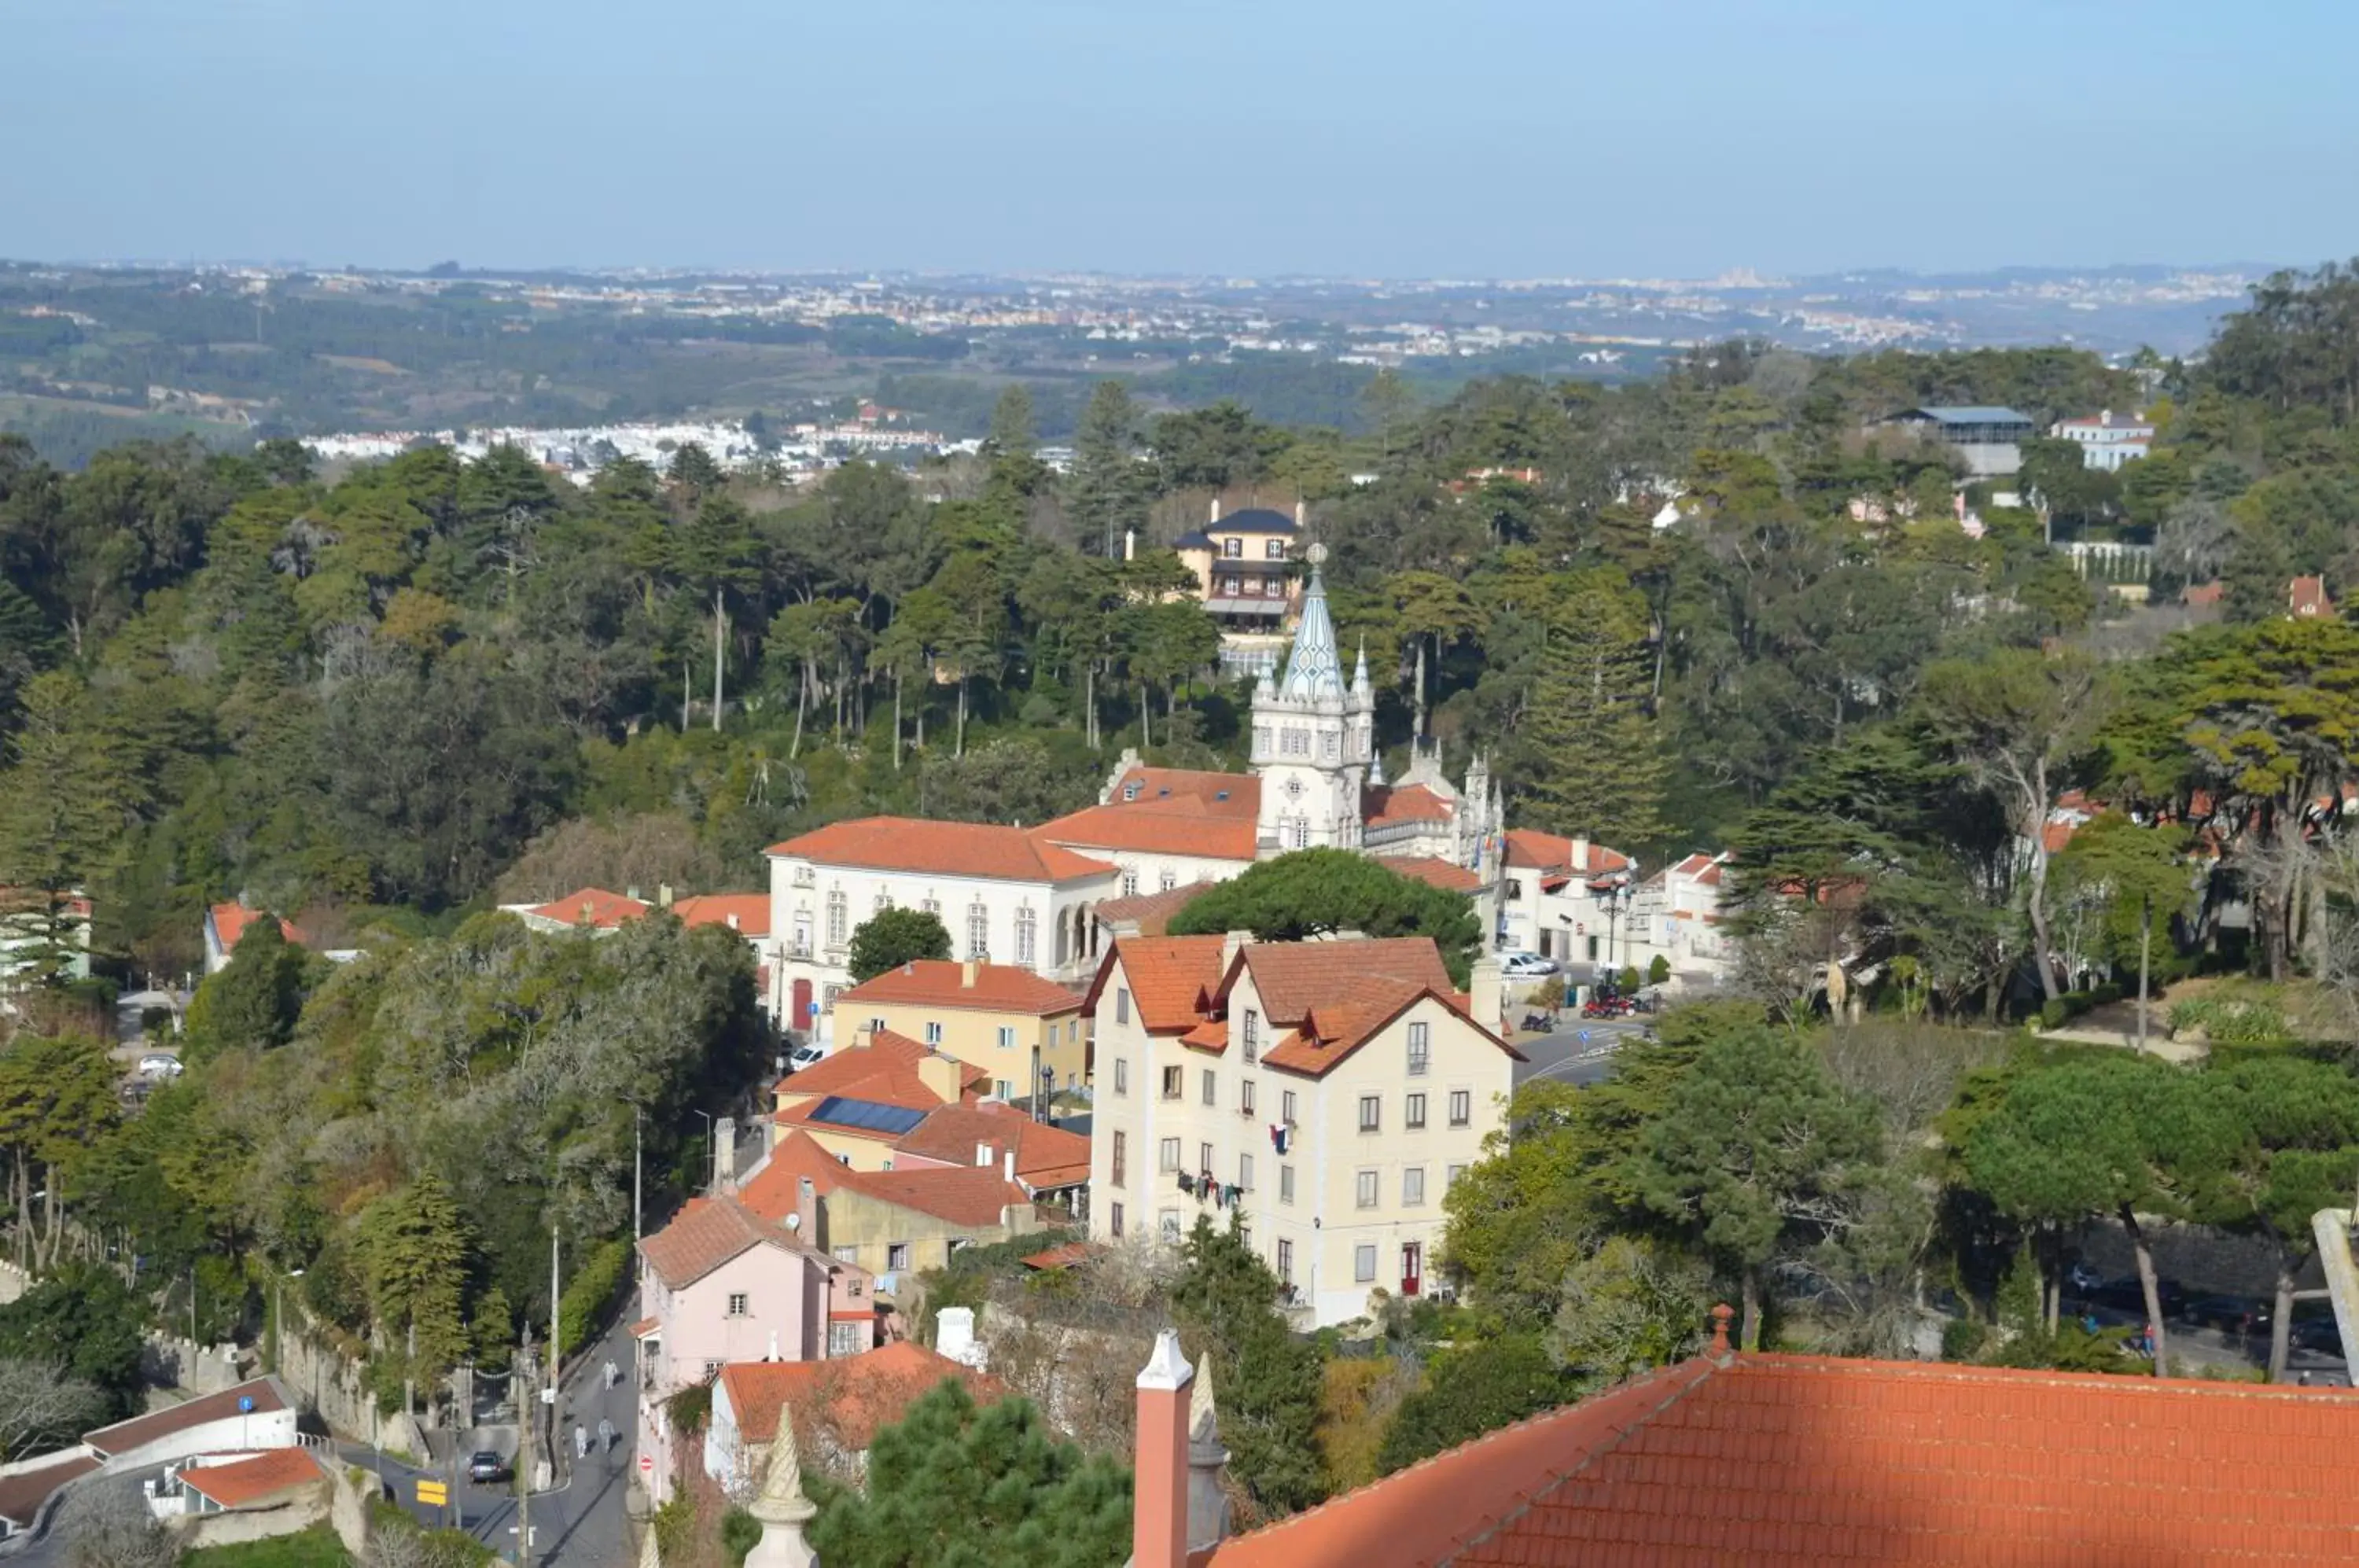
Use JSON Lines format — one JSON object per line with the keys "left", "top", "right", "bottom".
{"left": 712, "top": 1116, "right": 738, "bottom": 1193}
{"left": 2100, "top": 408, "right": 2111, "bottom": 425}
{"left": 1570, "top": 836, "right": 1589, "bottom": 872}
{"left": 975, "top": 1142, "right": 992, "bottom": 1167}
{"left": 1003, "top": 1149, "right": 1016, "bottom": 1183}
{"left": 851, "top": 1024, "right": 875, "bottom": 1051}
{"left": 795, "top": 1176, "right": 821, "bottom": 1250}
{"left": 657, "top": 882, "right": 674, "bottom": 910}
{"left": 1294, "top": 499, "right": 1305, "bottom": 528}
{"left": 960, "top": 959, "right": 978, "bottom": 989}
{"left": 1132, "top": 1331, "right": 1194, "bottom": 1568}
{"left": 1220, "top": 928, "right": 1253, "bottom": 974}
{"left": 935, "top": 1305, "right": 986, "bottom": 1368}
{"left": 917, "top": 1053, "right": 962, "bottom": 1105}
{"left": 1469, "top": 955, "right": 1503, "bottom": 1036}
{"left": 625, "top": 885, "right": 642, "bottom": 904}
{"left": 766, "top": 1329, "right": 779, "bottom": 1362}
{"left": 727, "top": 912, "right": 740, "bottom": 930}
{"left": 1209, "top": 496, "right": 1220, "bottom": 525}
{"left": 1709, "top": 1302, "right": 1735, "bottom": 1360}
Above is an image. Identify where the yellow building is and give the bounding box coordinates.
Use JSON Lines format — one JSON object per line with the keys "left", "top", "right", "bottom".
{"left": 834, "top": 959, "right": 1087, "bottom": 1102}
{"left": 1083, "top": 933, "right": 1512, "bottom": 1329}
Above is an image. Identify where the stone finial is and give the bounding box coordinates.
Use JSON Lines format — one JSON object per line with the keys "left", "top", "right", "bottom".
{"left": 750, "top": 1404, "right": 817, "bottom": 1529}
{"left": 1709, "top": 1303, "right": 1735, "bottom": 1356}
{"left": 1187, "top": 1349, "right": 1220, "bottom": 1448}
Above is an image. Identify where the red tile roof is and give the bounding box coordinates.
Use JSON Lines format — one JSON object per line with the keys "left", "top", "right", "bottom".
{"left": 1083, "top": 937, "right": 1229, "bottom": 1033}
{"left": 1258, "top": 976, "right": 1519, "bottom": 1077}
{"left": 740, "top": 1130, "right": 857, "bottom": 1218}
{"left": 86, "top": 1378, "right": 289, "bottom": 1458}
{"left": 1375, "top": 856, "right": 1482, "bottom": 893}
{"left": 637, "top": 1195, "right": 819, "bottom": 1291}
{"left": 2185, "top": 580, "right": 2226, "bottom": 607}
{"left": 1503, "top": 829, "right": 1631, "bottom": 875}
{"left": 889, "top": 1102, "right": 1093, "bottom": 1190}
{"left": 1034, "top": 804, "right": 1260, "bottom": 862}
{"left": 1104, "top": 767, "right": 1260, "bottom": 817}
{"left": 1364, "top": 783, "right": 1454, "bottom": 826}
{"left": 1205, "top": 1352, "right": 2359, "bottom": 1567}
{"left": 2291, "top": 574, "right": 2335, "bottom": 617}
{"left": 182, "top": 1448, "right": 324, "bottom": 1509}
{"left": 670, "top": 893, "right": 771, "bottom": 938}
{"left": 774, "top": 1029, "right": 983, "bottom": 1113}
{"left": 1091, "top": 882, "right": 1212, "bottom": 937}
{"left": 716, "top": 1341, "right": 1006, "bottom": 1452}
{"left": 523, "top": 886, "right": 651, "bottom": 928}
{"left": 208, "top": 904, "right": 305, "bottom": 951}
{"left": 839, "top": 960, "right": 1082, "bottom": 1017}
{"left": 766, "top": 818, "right": 1115, "bottom": 884}
{"left": 1224, "top": 937, "right": 1456, "bottom": 1022}
{"left": 1021, "top": 1242, "right": 1090, "bottom": 1272}
{"left": 748, "top": 1128, "right": 1047, "bottom": 1227}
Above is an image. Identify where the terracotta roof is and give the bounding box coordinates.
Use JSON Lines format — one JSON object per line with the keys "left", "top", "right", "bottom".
{"left": 1091, "top": 882, "right": 1212, "bottom": 937}
{"left": 839, "top": 960, "right": 1082, "bottom": 1017}
{"left": 1205, "top": 1352, "right": 2359, "bottom": 1567}
{"left": 0, "top": 1451, "right": 98, "bottom": 1527}
{"left": 86, "top": 1378, "right": 289, "bottom": 1458}
{"left": 182, "top": 1448, "right": 324, "bottom": 1509}
{"left": 671, "top": 893, "right": 771, "bottom": 938}
{"left": 774, "top": 1029, "right": 981, "bottom": 1112}
{"left": 1034, "top": 804, "right": 1259, "bottom": 862}
{"left": 630, "top": 1316, "right": 659, "bottom": 1338}
{"left": 524, "top": 886, "right": 650, "bottom": 929}
{"left": 637, "top": 1195, "right": 818, "bottom": 1291}
{"left": 717, "top": 1342, "right": 1006, "bottom": 1452}
{"left": 889, "top": 1102, "right": 1094, "bottom": 1189}
{"left": 1258, "top": 977, "right": 1521, "bottom": 1077}
{"left": 1021, "top": 1242, "right": 1089, "bottom": 1272}
{"left": 1105, "top": 767, "right": 1260, "bottom": 817}
{"left": 1226, "top": 937, "right": 1456, "bottom": 1023}
{"left": 766, "top": 818, "right": 1115, "bottom": 884}
{"left": 1180, "top": 1018, "right": 1230, "bottom": 1051}
{"left": 2291, "top": 575, "right": 2335, "bottom": 617}
{"left": 1364, "top": 783, "right": 1455, "bottom": 826}
{"left": 208, "top": 904, "right": 305, "bottom": 951}
{"left": 1375, "top": 856, "right": 1482, "bottom": 893}
{"left": 750, "top": 1128, "right": 1054, "bottom": 1227}
{"left": 2185, "top": 580, "right": 2226, "bottom": 607}
{"left": 1082, "top": 937, "right": 1229, "bottom": 1033}
{"left": 1502, "top": 829, "right": 1631, "bottom": 876}
{"left": 741, "top": 1129, "right": 859, "bottom": 1220}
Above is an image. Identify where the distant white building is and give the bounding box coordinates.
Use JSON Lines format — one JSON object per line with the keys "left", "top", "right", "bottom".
{"left": 2050, "top": 409, "right": 2154, "bottom": 472}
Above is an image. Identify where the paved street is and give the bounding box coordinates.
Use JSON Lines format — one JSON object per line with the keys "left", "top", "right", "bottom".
{"left": 1512, "top": 1015, "right": 1652, "bottom": 1089}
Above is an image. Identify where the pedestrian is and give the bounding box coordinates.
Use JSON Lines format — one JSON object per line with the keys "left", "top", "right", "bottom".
{"left": 574, "top": 1423, "right": 587, "bottom": 1459}
{"left": 603, "top": 1359, "right": 617, "bottom": 1389}
{"left": 598, "top": 1418, "right": 614, "bottom": 1452}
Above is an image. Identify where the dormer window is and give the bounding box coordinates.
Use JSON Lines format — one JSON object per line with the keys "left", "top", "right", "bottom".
{"left": 1123, "top": 781, "right": 1142, "bottom": 801}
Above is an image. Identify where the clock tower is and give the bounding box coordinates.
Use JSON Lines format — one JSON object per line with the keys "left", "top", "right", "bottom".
{"left": 1250, "top": 545, "right": 1373, "bottom": 856}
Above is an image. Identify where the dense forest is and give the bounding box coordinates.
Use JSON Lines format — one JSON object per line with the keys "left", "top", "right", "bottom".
{"left": 4, "top": 263, "right": 2359, "bottom": 1449}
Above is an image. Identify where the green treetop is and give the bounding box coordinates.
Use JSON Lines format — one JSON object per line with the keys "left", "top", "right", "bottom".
{"left": 1167, "top": 849, "right": 1481, "bottom": 987}
{"left": 847, "top": 907, "right": 953, "bottom": 983}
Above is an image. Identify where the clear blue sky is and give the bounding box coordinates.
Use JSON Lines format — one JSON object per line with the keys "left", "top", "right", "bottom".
{"left": 8, "top": 0, "right": 2354, "bottom": 278}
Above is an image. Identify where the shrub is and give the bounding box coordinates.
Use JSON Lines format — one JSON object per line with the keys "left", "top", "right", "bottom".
{"left": 2039, "top": 999, "right": 2070, "bottom": 1030}
{"left": 1647, "top": 955, "right": 1672, "bottom": 986}
{"left": 556, "top": 1238, "right": 632, "bottom": 1357}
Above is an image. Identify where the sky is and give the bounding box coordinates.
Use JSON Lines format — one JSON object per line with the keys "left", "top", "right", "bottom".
{"left": 7, "top": 0, "right": 2356, "bottom": 279}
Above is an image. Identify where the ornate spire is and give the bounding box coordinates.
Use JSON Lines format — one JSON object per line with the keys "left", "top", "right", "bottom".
{"left": 1187, "top": 1349, "right": 1220, "bottom": 1447}
{"left": 750, "top": 1408, "right": 818, "bottom": 1530}
{"left": 1277, "top": 544, "right": 1344, "bottom": 701}
{"left": 1352, "top": 636, "right": 1371, "bottom": 693}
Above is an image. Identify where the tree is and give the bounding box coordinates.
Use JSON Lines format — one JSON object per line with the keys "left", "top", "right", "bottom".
{"left": 1375, "top": 1331, "right": 1570, "bottom": 1474}
{"left": 807, "top": 1378, "right": 1132, "bottom": 1568}
{"left": 1625, "top": 1025, "right": 1881, "bottom": 1349}
{"left": 1068, "top": 381, "right": 1148, "bottom": 558}
{"left": 1386, "top": 570, "right": 1481, "bottom": 742}
{"left": 0, "top": 673, "right": 139, "bottom": 985}
{"left": 1914, "top": 648, "right": 2107, "bottom": 1003}
{"left": 2050, "top": 814, "right": 2196, "bottom": 1049}
{"left": 182, "top": 916, "right": 307, "bottom": 1064}
{"left": 0, "top": 1267, "right": 147, "bottom": 1422}
{"left": 0, "top": 1358, "right": 107, "bottom": 1461}
{"left": 355, "top": 1173, "right": 471, "bottom": 1386}
{"left": 1514, "top": 572, "right": 1666, "bottom": 851}
{"left": 1171, "top": 1216, "right": 1325, "bottom": 1516}
{"left": 847, "top": 908, "right": 952, "bottom": 983}
{"left": 54, "top": 1470, "right": 181, "bottom": 1568}
{"left": 1167, "top": 850, "right": 1481, "bottom": 986}
{"left": 674, "top": 492, "right": 761, "bottom": 731}
{"left": 2203, "top": 1057, "right": 2359, "bottom": 1382}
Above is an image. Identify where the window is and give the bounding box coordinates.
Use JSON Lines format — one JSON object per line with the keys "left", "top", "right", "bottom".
{"left": 1159, "top": 869, "right": 1178, "bottom": 893}
{"left": 1199, "top": 1142, "right": 1214, "bottom": 1176}
{"left": 1276, "top": 1238, "right": 1294, "bottom": 1283}
{"left": 1282, "top": 727, "right": 1306, "bottom": 756}
{"left": 1224, "top": 537, "right": 1242, "bottom": 558}
{"left": 1161, "top": 1066, "right": 1182, "bottom": 1100}
{"left": 997, "top": 1025, "right": 1016, "bottom": 1051}
{"left": 1265, "top": 539, "right": 1287, "bottom": 560}
{"left": 966, "top": 902, "right": 989, "bottom": 960}
{"left": 1447, "top": 1163, "right": 1467, "bottom": 1191}
{"left": 886, "top": 1243, "right": 910, "bottom": 1272}
{"left": 1356, "top": 1169, "right": 1379, "bottom": 1208}
{"left": 1403, "top": 1166, "right": 1426, "bottom": 1206}
{"left": 1406, "top": 1092, "right": 1426, "bottom": 1131}
{"left": 924, "top": 1021, "right": 944, "bottom": 1045}
{"left": 1111, "top": 1132, "right": 1128, "bottom": 1188}
{"left": 1201, "top": 1068, "right": 1217, "bottom": 1106}
{"left": 1282, "top": 1090, "right": 1297, "bottom": 1124}
{"left": 1113, "top": 1058, "right": 1129, "bottom": 1095}
{"left": 1408, "top": 1022, "right": 1430, "bottom": 1077}
{"left": 1280, "top": 1165, "right": 1295, "bottom": 1204}
{"left": 828, "top": 1321, "right": 866, "bottom": 1357}
{"left": 866, "top": 1015, "right": 887, "bottom": 1033}
{"left": 995, "top": 1078, "right": 1012, "bottom": 1099}
{"left": 1322, "top": 730, "right": 1338, "bottom": 760}
{"left": 1122, "top": 780, "right": 1143, "bottom": 801}
{"left": 1242, "top": 1009, "right": 1260, "bottom": 1063}
{"left": 874, "top": 889, "right": 893, "bottom": 914}
{"left": 825, "top": 891, "right": 848, "bottom": 945}
{"left": 833, "top": 1245, "right": 859, "bottom": 1264}
{"left": 704, "top": 1360, "right": 725, "bottom": 1382}
{"left": 1160, "top": 1209, "right": 1183, "bottom": 1242}
{"left": 1158, "top": 1137, "right": 1180, "bottom": 1173}
{"left": 1121, "top": 867, "right": 1139, "bottom": 897}
{"left": 1354, "top": 1245, "right": 1377, "bottom": 1283}
{"left": 1238, "top": 1152, "right": 1253, "bottom": 1191}
{"left": 1240, "top": 1079, "right": 1256, "bottom": 1117}
{"left": 1448, "top": 1089, "right": 1472, "bottom": 1128}
{"left": 845, "top": 1276, "right": 863, "bottom": 1298}
{"left": 1014, "top": 906, "right": 1037, "bottom": 967}
{"left": 792, "top": 911, "right": 812, "bottom": 957}
{"left": 921, "top": 896, "right": 940, "bottom": 916}
{"left": 1117, "top": 988, "right": 1132, "bottom": 1026}
{"left": 1359, "top": 1095, "right": 1382, "bottom": 1133}
{"left": 726, "top": 1293, "right": 749, "bottom": 1317}
{"left": 1290, "top": 818, "right": 1310, "bottom": 850}
{"left": 1110, "top": 1202, "right": 1124, "bottom": 1238}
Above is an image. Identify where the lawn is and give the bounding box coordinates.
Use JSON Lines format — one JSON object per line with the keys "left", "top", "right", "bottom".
{"left": 185, "top": 1525, "right": 353, "bottom": 1568}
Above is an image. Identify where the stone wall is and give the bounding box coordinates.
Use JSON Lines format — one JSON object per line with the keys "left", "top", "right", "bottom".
{"left": 166, "top": 1489, "right": 331, "bottom": 1551}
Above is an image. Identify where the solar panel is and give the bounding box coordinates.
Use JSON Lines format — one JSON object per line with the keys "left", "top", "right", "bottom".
{"left": 811, "top": 1095, "right": 928, "bottom": 1136}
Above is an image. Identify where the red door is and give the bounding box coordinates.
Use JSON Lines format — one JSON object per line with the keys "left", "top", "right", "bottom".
{"left": 792, "top": 978, "right": 814, "bottom": 1032}
{"left": 1400, "top": 1242, "right": 1422, "bottom": 1297}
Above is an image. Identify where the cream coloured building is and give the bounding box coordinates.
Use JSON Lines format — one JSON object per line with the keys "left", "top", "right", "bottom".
{"left": 1082, "top": 932, "right": 1514, "bottom": 1329}
{"left": 832, "top": 958, "right": 1087, "bottom": 1099}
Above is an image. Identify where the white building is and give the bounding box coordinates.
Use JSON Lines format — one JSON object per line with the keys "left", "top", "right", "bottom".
{"left": 1083, "top": 932, "right": 1514, "bottom": 1328}
{"left": 2051, "top": 409, "right": 2155, "bottom": 472}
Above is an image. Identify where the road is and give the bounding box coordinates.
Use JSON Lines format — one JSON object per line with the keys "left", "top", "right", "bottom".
{"left": 1512, "top": 1015, "right": 1653, "bottom": 1089}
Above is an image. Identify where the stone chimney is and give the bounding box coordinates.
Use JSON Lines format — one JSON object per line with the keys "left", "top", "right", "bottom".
{"left": 1132, "top": 1331, "right": 1194, "bottom": 1568}
{"left": 1220, "top": 928, "right": 1253, "bottom": 975}
{"left": 712, "top": 1116, "right": 737, "bottom": 1194}
{"left": 1209, "top": 496, "right": 1221, "bottom": 525}
{"left": 1186, "top": 1350, "right": 1232, "bottom": 1555}
{"left": 795, "top": 1176, "right": 821, "bottom": 1249}
{"left": 1709, "top": 1302, "right": 1735, "bottom": 1361}
{"left": 1469, "top": 955, "right": 1503, "bottom": 1036}
{"left": 657, "top": 882, "right": 674, "bottom": 910}
{"left": 917, "top": 1053, "right": 962, "bottom": 1105}
{"left": 960, "top": 959, "right": 979, "bottom": 989}
{"left": 1570, "top": 836, "right": 1590, "bottom": 872}
{"left": 727, "top": 912, "right": 741, "bottom": 930}
{"left": 1003, "top": 1149, "right": 1016, "bottom": 1183}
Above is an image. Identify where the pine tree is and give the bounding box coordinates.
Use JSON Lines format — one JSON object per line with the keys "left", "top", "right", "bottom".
{"left": 0, "top": 673, "right": 135, "bottom": 987}
{"left": 1515, "top": 576, "right": 1667, "bottom": 849}
{"left": 1068, "top": 381, "right": 1147, "bottom": 558}
{"left": 357, "top": 1173, "right": 471, "bottom": 1378}
{"left": 1172, "top": 1216, "right": 1327, "bottom": 1515}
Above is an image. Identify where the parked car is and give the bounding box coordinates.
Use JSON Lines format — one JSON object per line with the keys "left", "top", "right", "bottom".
{"left": 787, "top": 1042, "right": 826, "bottom": 1071}
{"left": 1500, "top": 951, "right": 1559, "bottom": 978}
{"left": 467, "top": 1451, "right": 506, "bottom": 1484}
{"left": 137, "top": 1053, "right": 182, "bottom": 1078}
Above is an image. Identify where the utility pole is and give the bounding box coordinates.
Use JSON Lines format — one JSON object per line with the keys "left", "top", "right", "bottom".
{"left": 633, "top": 1110, "right": 643, "bottom": 1244}
{"left": 516, "top": 1328, "right": 533, "bottom": 1568}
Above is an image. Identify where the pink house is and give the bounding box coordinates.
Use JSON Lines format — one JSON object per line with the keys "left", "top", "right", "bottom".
{"left": 631, "top": 1191, "right": 874, "bottom": 1504}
